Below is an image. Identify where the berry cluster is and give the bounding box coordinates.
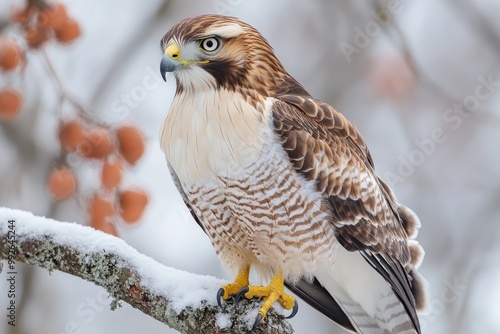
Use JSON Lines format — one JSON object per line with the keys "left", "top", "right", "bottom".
{"left": 1, "top": 2, "right": 80, "bottom": 119}
{"left": 50, "top": 121, "right": 148, "bottom": 236}
{"left": 0, "top": 38, "right": 23, "bottom": 119}
{"left": 1, "top": 1, "right": 149, "bottom": 236}
{"left": 12, "top": 2, "right": 81, "bottom": 48}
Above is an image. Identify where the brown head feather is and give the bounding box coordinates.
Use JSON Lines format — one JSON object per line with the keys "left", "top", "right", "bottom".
{"left": 160, "top": 14, "right": 308, "bottom": 97}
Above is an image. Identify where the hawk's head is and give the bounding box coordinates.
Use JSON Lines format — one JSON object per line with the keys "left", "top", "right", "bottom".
{"left": 159, "top": 14, "right": 302, "bottom": 96}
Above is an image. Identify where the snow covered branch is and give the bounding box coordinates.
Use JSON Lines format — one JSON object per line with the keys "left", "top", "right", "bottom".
{"left": 0, "top": 208, "right": 294, "bottom": 334}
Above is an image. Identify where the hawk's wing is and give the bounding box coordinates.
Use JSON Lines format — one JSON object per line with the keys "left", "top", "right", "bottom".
{"left": 272, "top": 94, "right": 420, "bottom": 332}
{"left": 167, "top": 162, "right": 205, "bottom": 232}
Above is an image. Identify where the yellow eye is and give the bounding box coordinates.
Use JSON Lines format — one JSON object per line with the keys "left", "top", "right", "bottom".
{"left": 200, "top": 37, "right": 220, "bottom": 52}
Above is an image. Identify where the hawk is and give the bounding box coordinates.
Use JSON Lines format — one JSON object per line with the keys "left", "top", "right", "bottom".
{"left": 159, "top": 14, "right": 427, "bottom": 333}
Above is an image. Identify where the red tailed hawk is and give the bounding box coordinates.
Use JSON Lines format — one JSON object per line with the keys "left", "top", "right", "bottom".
{"left": 159, "top": 14, "right": 427, "bottom": 333}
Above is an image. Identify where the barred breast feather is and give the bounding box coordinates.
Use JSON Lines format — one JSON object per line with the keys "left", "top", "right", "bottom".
{"left": 162, "top": 89, "right": 340, "bottom": 280}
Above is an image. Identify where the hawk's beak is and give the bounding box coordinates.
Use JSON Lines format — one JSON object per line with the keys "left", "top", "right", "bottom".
{"left": 160, "top": 43, "right": 209, "bottom": 81}
{"left": 160, "top": 44, "right": 182, "bottom": 81}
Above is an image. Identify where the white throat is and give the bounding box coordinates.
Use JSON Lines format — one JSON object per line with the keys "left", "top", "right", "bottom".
{"left": 161, "top": 89, "right": 273, "bottom": 184}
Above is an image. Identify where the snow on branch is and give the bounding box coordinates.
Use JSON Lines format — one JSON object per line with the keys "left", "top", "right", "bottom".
{"left": 0, "top": 208, "right": 294, "bottom": 334}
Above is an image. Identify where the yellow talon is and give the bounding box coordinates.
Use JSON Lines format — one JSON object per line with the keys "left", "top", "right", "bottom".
{"left": 217, "top": 269, "right": 299, "bottom": 331}
{"left": 243, "top": 272, "right": 296, "bottom": 318}
{"left": 217, "top": 266, "right": 250, "bottom": 305}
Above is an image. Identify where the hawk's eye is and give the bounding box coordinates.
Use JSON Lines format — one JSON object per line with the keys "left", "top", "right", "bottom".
{"left": 199, "top": 37, "right": 220, "bottom": 52}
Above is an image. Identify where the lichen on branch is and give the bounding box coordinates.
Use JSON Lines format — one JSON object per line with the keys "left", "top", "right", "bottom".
{"left": 0, "top": 207, "right": 294, "bottom": 334}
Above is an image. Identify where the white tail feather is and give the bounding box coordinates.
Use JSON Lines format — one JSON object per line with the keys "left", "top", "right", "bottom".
{"left": 315, "top": 248, "right": 417, "bottom": 333}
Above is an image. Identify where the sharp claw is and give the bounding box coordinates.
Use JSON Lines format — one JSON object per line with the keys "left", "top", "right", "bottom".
{"left": 251, "top": 313, "right": 263, "bottom": 332}
{"left": 234, "top": 286, "right": 249, "bottom": 305}
{"left": 217, "top": 288, "right": 225, "bottom": 308}
{"left": 285, "top": 300, "right": 299, "bottom": 319}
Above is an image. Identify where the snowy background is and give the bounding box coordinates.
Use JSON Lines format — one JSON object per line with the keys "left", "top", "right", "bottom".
{"left": 1, "top": 0, "right": 500, "bottom": 333}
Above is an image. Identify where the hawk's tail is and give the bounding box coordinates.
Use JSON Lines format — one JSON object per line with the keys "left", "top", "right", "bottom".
{"left": 302, "top": 242, "right": 426, "bottom": 334}
{"left": 288, "top": 270, "right": 421, "bottom": 334}
{"left": 285, "top": 278, "right": 355, "bottom": 332}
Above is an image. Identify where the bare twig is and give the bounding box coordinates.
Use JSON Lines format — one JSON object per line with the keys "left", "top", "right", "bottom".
{"left": 39, "top": 49, "right": 104, "bottom": 125}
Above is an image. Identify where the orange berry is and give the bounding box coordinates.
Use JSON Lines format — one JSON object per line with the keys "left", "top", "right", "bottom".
{"left": 367, "top": 52, "right": 415, "bottom": 99}
{"left": 0, "top": 39, "right": 23, "bottom": 71}
{"left": 89, "top": 195, "right": 117, "bottom": 236}
{"left": 79, "top": 128, "right": 114, "bottom": 159}
{"left": 101, "top": 159, "right": 123, "bottom": 190}
{"left": 116, "top": 126, "right": 145, "bottom": 165}
{"left": 90, "top": 196, "right": 114, "bottom": 215}
{"left": 0, "top": 89, "right": 22, "bottom": 119}
{"left": 55, "top": 19, "right": 81, "bottom": 44}
{"left": 59, "top": 119, "right": 85, "bottom": 151}
{"left": 10, "top": 5, "right": 34, "bottom": 25}
{"left": 25, "top": 25, "right": 50, "bottom": 49}
{"left": 38, "top": 4, "right": 68, "bottom": 30}
{"left": 47, "top": 167, "right": 76, "bottom": 200}
{"left": 90, "top": 218, "right": 118, "bottom": 236}
{"left": 119, "top": 189, "right": 148, "bottom": 223}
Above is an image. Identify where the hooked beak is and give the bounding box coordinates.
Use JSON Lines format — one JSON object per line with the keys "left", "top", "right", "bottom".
{"left": 160, "top": 44, "right": 182, "bottom": 81}
{"left": 160, "top": 43, "right": 210, "bottom": 82}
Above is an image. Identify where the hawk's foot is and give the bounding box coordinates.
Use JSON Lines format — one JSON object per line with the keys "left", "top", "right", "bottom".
{"left": 234, "top": 272, "right": 298, "bottom": 332}
{"left": 217, "top": 266, "right": 250, "bottom": 307}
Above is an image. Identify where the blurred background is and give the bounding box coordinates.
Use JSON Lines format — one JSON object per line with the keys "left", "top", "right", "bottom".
{"left": 1, "top": 0, "right": 499, "bottom": 333}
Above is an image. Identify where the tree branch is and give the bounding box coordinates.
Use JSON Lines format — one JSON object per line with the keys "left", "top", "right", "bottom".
{"left": 0, "top": 208, "right": 294, "bottom": 334}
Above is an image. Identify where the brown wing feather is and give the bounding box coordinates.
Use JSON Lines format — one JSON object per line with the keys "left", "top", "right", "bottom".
{"left": 272, "top": 95, "right": 422, "bottom": 332}
{"left": 272, "top": 96, "right": 409, "bottom": 263}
